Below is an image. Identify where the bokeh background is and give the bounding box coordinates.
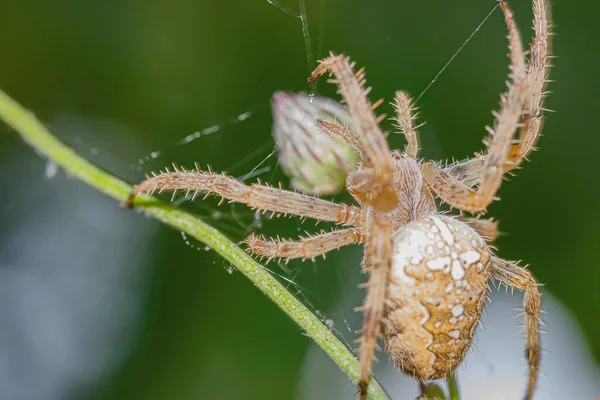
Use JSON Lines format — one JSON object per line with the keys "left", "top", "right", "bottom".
{"left": 1, "top": 0, "right": 599, "bottom": 399}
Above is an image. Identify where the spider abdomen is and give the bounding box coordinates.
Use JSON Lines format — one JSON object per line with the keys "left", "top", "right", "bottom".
{"left": 384, "top": 216, "right": 491, "bottom": 380}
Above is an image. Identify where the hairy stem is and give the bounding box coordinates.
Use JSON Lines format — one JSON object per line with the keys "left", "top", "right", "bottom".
{"left": 0, "top": 88, "right": 388, "bottom": 400}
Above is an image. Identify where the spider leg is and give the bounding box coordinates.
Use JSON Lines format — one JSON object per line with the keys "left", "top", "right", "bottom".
{"left": 459, "top": 216, "right": 499, "bottom": 243}
{"left": 442, "top": 157, "right": 485, "bottom": 188}
{"left": 125, "top": 166, "right": 362, "bottom": 226}
{"left": 309, "top": 53, "right": 395, "bottom": 194}
{"left": 441, "top": 0, "right": 552, "bottom": 183}
{"left": 245, "top": 228, "right": 364, "bottom": 263}
{"left": 491, "top": 256, "right": 542, "bottom": 400}
{"left": 508, "top": 0, "right": 553, "bottom": 169}
{"left": 356, "top": 217, "right": 393, "bottom": 400}
{"left": 423, "top": 2, "right": 527, "bottom": 213}
{"left": 316, "top": 119, "right": 362, "bottom": 151}
{"left": 393, "top": 91, "right": 421, "bottom": 158}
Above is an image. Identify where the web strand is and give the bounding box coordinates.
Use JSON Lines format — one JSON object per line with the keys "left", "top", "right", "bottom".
{"left": 415, "top": 3, "right": 500, "bottom": 104}
{"left": 264, "top": 0, "right": 315, "bottom": 72}
{"left": 264, "top": 0, "right": 298, "bottom": 17}
{"left": 129, "top": 105, "right": 265, "bottom": 170}
{"left": 298, "top": 0, "right": 315, "bottom": 71}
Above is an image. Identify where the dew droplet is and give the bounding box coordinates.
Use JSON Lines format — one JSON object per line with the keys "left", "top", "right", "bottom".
{"left": 45, "top": 160, "right": 58, "bottom": 179}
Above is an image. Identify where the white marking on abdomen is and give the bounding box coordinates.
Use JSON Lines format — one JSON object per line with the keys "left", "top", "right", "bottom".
{"left": 431, "top": 217, "right": 455, "bottom": 245}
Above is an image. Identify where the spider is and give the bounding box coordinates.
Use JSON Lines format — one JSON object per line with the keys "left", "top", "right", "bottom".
{"left": 125, "top": 0, "right": 551, "bottom": 398}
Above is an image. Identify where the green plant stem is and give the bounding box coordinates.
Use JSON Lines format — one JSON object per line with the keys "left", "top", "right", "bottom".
{"left": 448, "top": 374, "right": 460, "bottom": 400}
{"left": 0, "top": 88, "right": 389, "bottom": 399}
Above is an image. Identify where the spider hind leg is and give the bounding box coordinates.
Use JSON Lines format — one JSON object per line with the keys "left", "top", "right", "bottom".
{"left": 245, "top": 228, "right": 364, "bottom": 263}
{"left": 491, "top": 256, "right": 542, "bottom": 400}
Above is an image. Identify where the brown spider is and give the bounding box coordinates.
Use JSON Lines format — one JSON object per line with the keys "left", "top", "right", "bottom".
{"left": 126, "top": 0, "right": 551, "bottom": 398}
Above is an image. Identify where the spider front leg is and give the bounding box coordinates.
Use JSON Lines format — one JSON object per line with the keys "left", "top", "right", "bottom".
{"left": 125, "top": 165, "right": 362, "bottom": 226}
{"left": 356, "top": 217, "right": 393, "bottom": 400}
{"left": 491, "top": 256, "right": 542, "bottom": 400}
{"left": 245, "top": 228, "right": 364, "bottom": 263}
{"left": 309, "top": 53, "right": 395, "bottom": 198}
{"left": 508, "top": 0, "right": 553, "bottom": 170}
{"left": 423, "top": 2, "right": 527, "bottom": 213}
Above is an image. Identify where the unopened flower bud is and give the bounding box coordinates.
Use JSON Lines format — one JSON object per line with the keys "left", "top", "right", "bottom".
{"left": 271, "top": 91, "right": 358, "bottom": 195}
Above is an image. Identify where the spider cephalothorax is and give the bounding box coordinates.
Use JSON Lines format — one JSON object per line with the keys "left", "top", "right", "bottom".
{"left": 126, "top": 0, "right": 551, "bottom": 398}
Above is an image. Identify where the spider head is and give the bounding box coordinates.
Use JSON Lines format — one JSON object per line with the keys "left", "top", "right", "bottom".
{"left": 347, "top": 152, "right": 435, "bottom": 225}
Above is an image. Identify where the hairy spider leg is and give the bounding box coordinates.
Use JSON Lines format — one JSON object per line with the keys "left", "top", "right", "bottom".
{"left": 433, "top": 0, "right": 552, "bottom": 196}
{"left": 309, "top": 54, "right": 395, "bottom": 202}
{"left": 423, "top": 2, "right": 528, "bottom": 213}
{"left": 459, "top": 216, "right": 500, "bottom": 243}
{"left": 491, "top": 256, "right": 542, "bottom": 400}
{"left": 316, "top": 119, "right": 362, "bottom": 151}
{"left": 245, "top": 228, "right": 365, "bottom": 263}
{"left": 508, "top": 0, "right": 553, "bottom": 169}
{"left": 356, "top": 217, "right": 393, "bottom": 400}
{"left": 126, "top": 166, "right": 362, "bottom": 226}
{"left": 393, "top": 91, "right": 422, "bottom": 158}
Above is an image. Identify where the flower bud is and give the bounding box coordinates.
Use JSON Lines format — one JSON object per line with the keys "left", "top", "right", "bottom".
{"left": 271, "top": 91, "right": 358, "bottom": 195}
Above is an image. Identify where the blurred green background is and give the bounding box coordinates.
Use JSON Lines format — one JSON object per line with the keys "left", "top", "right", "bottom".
{"left": 1, "top": 0, "right": 598, "bottom": 399}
